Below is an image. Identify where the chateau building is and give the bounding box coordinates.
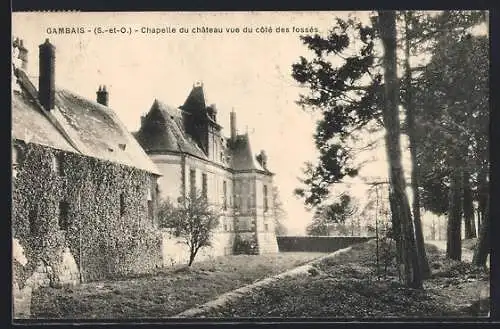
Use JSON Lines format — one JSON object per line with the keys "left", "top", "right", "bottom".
{"left": 134, "top": 84, "right": 279, "bottom": 256}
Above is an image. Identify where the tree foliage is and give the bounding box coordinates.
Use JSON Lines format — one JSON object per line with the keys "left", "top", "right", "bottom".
{"left": 157, "top": 192, "right": 220, "bottom": 266}
{"left": 415, "top": 31, "right": 488, "bottom": 262}
{"left": 306, "top": 194, "right": 358, "bottom": 236}
{"left": 292, "top": 10, "right": 489, "bottom": 279}
{"left": 413, "top": 19, "right": 488, "bottom": 216}
{"left": 292, "top": 15, "right": 384, "bottom": 207}
{"left": 272, "top": 186, "right": 288, "bottom": 235}
{"left": 378, "top": 10, "right": 422, "bottom": 288}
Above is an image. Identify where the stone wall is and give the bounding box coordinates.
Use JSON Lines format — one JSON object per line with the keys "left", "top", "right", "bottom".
{"left": 153, "top": 153, "right": 279, "bottom": 257}
{"left": 13, "top": 282, "right": 32, "bottom": 319}
{"left": 13, "top": 238, "right": 55, "bottom": 319}
{"left": 12, "top": 140, "right": 162, "bottom": 287}
{"left": 149, "top": 154, "right": 183, "bottom": 201}
{"left": 276, "top": 236, "right": 372, "bottom": 253}
{"left": 161, "top": 230, "right": 235, "bottom": 266}
{"left": 256, "top": 232, "right": 279, "bottom": 254}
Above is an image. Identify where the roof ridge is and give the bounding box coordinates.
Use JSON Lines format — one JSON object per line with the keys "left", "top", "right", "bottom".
{"left": 14, "top": 69, "right": 161, "bottom": 175}
{"left": 15, "top": 69, "right": 85, "bottom": 155}
{"left": 59, "top": 87, "right": 114, "bottom": 113}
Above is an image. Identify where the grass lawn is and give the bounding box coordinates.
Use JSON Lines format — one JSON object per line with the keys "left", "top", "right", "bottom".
{"left": 198, "top": 240, "right": 490, "bottom": 318}
{"left": 31, "top": 252, "right": 326, "bottom": 319}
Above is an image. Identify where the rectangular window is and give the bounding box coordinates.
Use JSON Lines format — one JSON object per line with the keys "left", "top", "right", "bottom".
{"left": 52, "top": 153, "right": 65, "bottom": 176}
{"left": 58, "top": 154, "right": 64, "bottom": 176}
{"left": 233, "top": 180, "right": 240, "bottom": 210}
{"left": 29, "top": 207, "right": 37, "bottom": 234}
{"left": 265, "top": 223, "right": 269, "bottom": 231}
{"left": 223, "top": 180, "right": 227, "bottom": 210}
{"left": 146, "top": 188, "right": 152, "bottom": 201}
{"left": 263, "top": 185, "right": 269, "bottom": 212}
{"left": 120, "top": 193, "right": 125, "bottom": 216}
{"left": 148, "top": 200, "right": 154, "bottom": 225}
{"left": 189, "top": 169, "right": 196, "bottom": 198}
{"left": 146, "top": 176, "right": 153, "bottom": 201}
{"left": 202, "top": 173, "right": 207, "bottom": 199}
{"left": 58, "top": 201, "right": 70, "bottom": 230}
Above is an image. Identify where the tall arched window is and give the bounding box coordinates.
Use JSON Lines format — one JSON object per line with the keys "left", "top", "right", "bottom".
{"left": 189, "top": 169, "right": 196, "bottom": 198}
{"left": 202, "top": 173, "right": 207, "bottom": 199}
{"left": 263, "top": 185, "right": 269, "bottom": 212}
{"left": 222, "top": 180, "right": 227, "bottom": 210}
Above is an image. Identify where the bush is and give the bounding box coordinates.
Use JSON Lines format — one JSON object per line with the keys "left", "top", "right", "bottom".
{"left": 233, "top": 235, "right": 257, "bottom": 255}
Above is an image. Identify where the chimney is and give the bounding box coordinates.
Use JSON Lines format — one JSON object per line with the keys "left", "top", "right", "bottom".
{"left": 96, "top": 85, "right": 109, "bottom": 106}
{"left": 38, "top": 39, "right": 56, "bottom": 111}
{"left": 259, "top": 150, "right": 268, "bottom": 169}
{"left": 230, "top": 109, "right": 237, "bottom": 141}
{"left": 13, "top": 38, "right": 28, "bottom": 70}
{"left": 18, "top": 39, "right": 28, "bottom": 70}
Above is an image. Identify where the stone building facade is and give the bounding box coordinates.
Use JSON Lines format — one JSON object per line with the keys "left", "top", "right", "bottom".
{"left": 11, "top": 38, "right": 163, "bottom": 317}
{"left": 134, "top": 84, "right": 279, "bottom": 262}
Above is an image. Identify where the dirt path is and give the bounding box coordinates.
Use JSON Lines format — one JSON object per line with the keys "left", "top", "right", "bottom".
{"left": 172, "top": 246, "right": 353, "bottom": 318}
{"left": 427, "top": 240, "right": 489, "bottom": 267}
{"left": 427, "top": 240, "right": 473, "bottom": 262}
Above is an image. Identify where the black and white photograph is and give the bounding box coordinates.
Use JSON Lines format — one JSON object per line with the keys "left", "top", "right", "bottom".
{"left": 11, "top": 10, "right": 490, "bottom": 320}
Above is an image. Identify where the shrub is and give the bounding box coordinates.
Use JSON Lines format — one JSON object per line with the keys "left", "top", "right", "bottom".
{"left": 233, "top": 235, "right": 257, "bottom": 255}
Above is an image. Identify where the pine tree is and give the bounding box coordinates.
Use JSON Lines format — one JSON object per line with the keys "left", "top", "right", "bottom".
{"left": 378, "top": 10, "right": 422, "bottom": 288}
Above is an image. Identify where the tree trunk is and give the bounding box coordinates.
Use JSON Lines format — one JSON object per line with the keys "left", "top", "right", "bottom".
{"left": 188, "top": 247, "right": 197, "bottom": 266}
{"left": 470, "top": 210, "right": 477, "bottom": 238}
{"left": 477, "top": 170, "right": 488, "bottom": 234}
{"left": 447, "top": 168, "right": 462, "bottom": 260}
{"left": 476, "top": 207, "right": 481, "bottom": 234}
{"left": 431, "top": 216, "right": 436, "bottom": 241}
{"left": 462, "top": 171, "right": 476, "bottom": 239}
{"left": 389, "top": 188, "right": 402, "bottom": 264}
{"left": 403, "top": 11, "right": 431, "bottom": 279}
{"left": 379, "top": 10, "right": 422, "bottom": 289}
{"left": 473, "top": 183, "right": 489, "bottom": 268}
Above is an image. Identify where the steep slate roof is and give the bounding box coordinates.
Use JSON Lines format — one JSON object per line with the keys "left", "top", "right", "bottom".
{"left": 136, "top": 84, "right": 271, "bottom": 174}
{"left": 12, "top": 68, "right": 161, "bottom": 176}
{"left": 229, "top": 134, "right": 267, "bottom": 172}
{"left": 180, "top": 84, "right": 221, "bottom": 128}
{"left": 12, "top": 80, "right": 76, "bottom": 153}
{"left": 181, "top": 84, "right": 206, "bottom": 113}
{"left": 134, "top": 99, "right": 207, "bottom": 159}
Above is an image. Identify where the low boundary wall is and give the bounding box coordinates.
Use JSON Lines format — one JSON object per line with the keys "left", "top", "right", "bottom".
{"left": 276, "top": 236, "right": 372, "bottom": 252}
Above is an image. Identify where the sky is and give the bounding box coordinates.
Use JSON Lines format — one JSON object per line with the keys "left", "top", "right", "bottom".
{"left": 12, "top": 11, "right": 487, "bottom": 235}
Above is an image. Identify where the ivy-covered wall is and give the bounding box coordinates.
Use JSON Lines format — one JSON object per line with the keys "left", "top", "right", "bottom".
{"left": 12, "top": 140, "right": 162, "bottom": 286}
